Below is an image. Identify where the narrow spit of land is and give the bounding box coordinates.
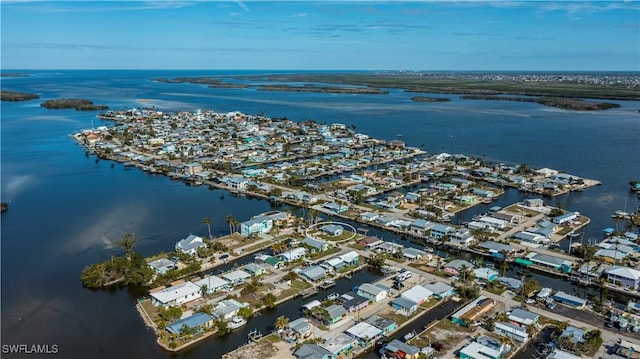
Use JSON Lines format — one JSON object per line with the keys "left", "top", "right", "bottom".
{"left": 1, "top": 90, "right": 39, "bottom": 101}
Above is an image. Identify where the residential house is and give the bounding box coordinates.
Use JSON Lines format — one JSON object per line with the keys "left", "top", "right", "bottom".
{"left": 321, "top": 224, "right": 344, "bottom": 236}
{"left": 339, "top": 291, "right": 369, "bottom": 313}
{"left": 166, "top": 312, "right": 214, "bottom": 335}
{"left": 430, "top": 223, "right": 454, "bottom": 239}
{"left": 451, "top": 296, "right": 495, "bottom": 327}
{"left": 480, "top": 241, "right": 515, "bottom": 255}
{"left": 357, "top": 283, "right": 387, "bottom": 303}
{"left": 473, "top": 267, "right": 499, "bottom": 282}
{"left": 221, "top": 270, "right": 251, "bottom": 286}
{"left": 240, "top": 216, "right": 273, "bottom": 237}
{"left": 323, "top": 202, "right": 349, "bottom": 213}
{"left": 553, "top": 212, "right": 578, "bottom": 225}
{"left": 409, "top": 219, "right": 435, "bottom": 236}
{"left": 494, "top": 321, "right": 529, "bottom": 342}
{"left": 336, "top": 251, "right": 360, "bottom": 266}
{"left": 450, "top": 228, "right": 475, "bottom": 247}
{"left": 318, "top": 333, "right": 356, "bottom": 359}
{"left": 607, "top": 266, "right": 640, "bottom": 290}
{"left": 459, "top": 342, "right": 501, "bottom": 359}
{"left": 148, "top": 258, "right": 176, "bottom": 274}
{"left": 391, "top": 297, "right": 418, "bottom": 316}
{"left": 403, "top": 247, "right": 429, "bottom": 261}
{"left": 280, "top": 247, "right": 308, "bottom": 262}
{"left": 401, "top": 285, "right": 433, "bottom": 305}
{"left": 443, "top": 259, "right": 475, "bottom": 276}
{"left": 192, "top": 275, "right": 229, "bottom": 294}
{"left": 365, "top": 314, "right": 396, "bottom": 335}
{"left": 294, "top": 344, "right": 330, "bottom": 359}
{"left": 551, "top": 291, "right": 587, "bottom": 309}
{"left": 150, "top": 281, "right": 202, "bottom": 307}
{"left": 345, "top": 322, "right": 382, "bottom": 347}
{"left": 262, "top": 256, "right": 285, "bottom": 269}
{"left": 300, "top": 266, "right": 327, "bottom": 282}
{"left": 424, "top": 282, "right": 455, "bottom": 299}
{"left": 287, "top": 318, "right": 313, "bottom": 341}
{"left": 526, "top": 253, "right": 573, "bottom": 273}
{"left": 244, "top": 262, "right": 266, "bottom": 277}
{"left": 523, "top": 198, "right": 544, "bottom": 208}
{"left": 303, "top": 237, "right": 330, "bottom": 253}
{"left": 360, "top": 212, "right": 379, "bottom": 222}
{"left": 508, "top": 308, "right": 539, "bottom": 326}
{"left": 175, "top": 234, "right": 206, "bottom": 256}
{"left": 381, "top": 339, "right": 421, "bottom": 359}
{"left": 326, "top": 304, "right": 348, "bottom": 324}
{"left": 559, "top": 326, "right": 585, "bottom": 346}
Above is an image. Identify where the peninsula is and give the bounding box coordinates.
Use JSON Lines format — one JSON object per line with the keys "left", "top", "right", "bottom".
{"left": 410, "top": 96, "right": 450, "bottom": 103}
{"left": 257, "top": 84, "right": 388, "bottom": 94}
{"left": 460, "top": 95, "right": 620, "bottom": 111}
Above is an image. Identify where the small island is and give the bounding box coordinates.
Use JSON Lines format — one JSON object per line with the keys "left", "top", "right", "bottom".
{"left": 41, "top": 99, "right": 109, "bottom": 111}
{"left": 460, "top": 95, "right": 620, "bottom": 111}
{"left": 411, "top": 96, "right": 450, "bottom": 103}
{"left": 257, "top": 84, "right": 388, "bottom": 94}
{"left": 1, "top": 90, "right": 40, "bottom": 102}
{"left": 1, "top": 202, "right": 7, "bottom": 213}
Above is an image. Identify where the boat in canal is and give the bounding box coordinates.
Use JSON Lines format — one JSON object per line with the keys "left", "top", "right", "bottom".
{"left": 228, "top": 316, "right": 247, "bottom": 330}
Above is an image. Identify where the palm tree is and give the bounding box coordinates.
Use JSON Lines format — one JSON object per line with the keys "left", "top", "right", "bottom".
{"left": 274, "top": 315, "right": 289, "bottom": 332}
{"left": 204, "top": 217, "right": 212, "bottom": 240}
{"left": 115, "top": 233, "right": 137, "bottom": 261}
{"left": 225, "top": 214, "right": 233, "bottom": 234}
{"left": 200, "top": 284, "right": 209, "bottom": 298}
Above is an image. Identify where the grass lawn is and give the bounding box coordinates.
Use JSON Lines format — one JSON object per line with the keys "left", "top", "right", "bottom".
{"left": 243, "top": 239, "right": 276, "bottom": 253}
{"left": 262, "top": 333, "right": 282, "bottom": 343}
{"left": 419, "top": 298, "right": 440, "bottom": 310}
{"left": 382, "top": 307, "right": 423, "bottom": 325}
{"left": 317, "top": 231, "right": 355, "bottom": 242}
{"left": 308, "top": 246, "right": 341, "bottom": 260}
{"left": 277, "top": 280, "right": 312, "bottom": 300}
{"left": 141, "top": 299, "right": 160, "bottom": 322}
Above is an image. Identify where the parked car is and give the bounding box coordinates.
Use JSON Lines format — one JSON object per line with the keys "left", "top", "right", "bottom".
{"left": 547, "top": 301, "right": 557, "bottom": 310}
{"left": 218, "top": 254, "right": 229, "bottom": 260}
{"left": 525, "top": 298, "right": 536, "bottom": 304}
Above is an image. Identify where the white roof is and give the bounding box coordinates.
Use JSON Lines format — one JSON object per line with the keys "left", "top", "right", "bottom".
{"left": 547, "top": 349, "right": 581, "bottom": 359}
{"left": 401, "top": 285, "right": 433, "bottom": 303}
{"left": 150, "top": 281, "right": 201, "bottom": 304}
{"left": 607, "top": 265, "right": 640, "bottom": 280}
{"left": 326, "top": 257, "right": 344, "bottom": 267}
{"left": 346, "top": 322, "right": 382, "bottom": 340}
{"left": 222, "top": 270, "right": 251, "bottom": 282}
{"left": 192, "top": 275, "right": 229, "bottom": 289}
{"left": 302, "top": 300, "right": 322, "bottom": 311}
{"left": 459, "top": 342, "right": 501, "bottom": 359}
{"left": 338, "top": 251, "right": 359, "bottom": 263}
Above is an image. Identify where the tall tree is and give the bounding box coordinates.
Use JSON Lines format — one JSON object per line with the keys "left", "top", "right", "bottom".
{"left": 274, "top": 315, "right": 289, "bottom": 331}
{"left": 225, "top": 214, "right": 233, "bottom": 234}
{"left": 115, "top": 233, "right": 137, "bottom": 261}
{"left": 204, "top": 216, "right": 212, "bottom": 240}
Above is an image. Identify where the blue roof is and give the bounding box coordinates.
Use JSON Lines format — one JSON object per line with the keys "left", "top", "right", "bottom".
{"left": 166, "top": 312, "right": 212, "bottom": 334}
{"left": 392, "top": 296, "right": 418, "bottom": 309}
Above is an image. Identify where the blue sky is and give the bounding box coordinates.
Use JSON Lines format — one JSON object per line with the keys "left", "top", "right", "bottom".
{"left": 1, "top": 1, "right": 638, "bottom": 71}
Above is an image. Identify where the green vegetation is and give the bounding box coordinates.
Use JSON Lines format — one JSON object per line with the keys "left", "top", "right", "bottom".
{"left": 41, "top": 98, "right": 108, "bottom": 111}
{"left": 411, "top": 96, "right": 450, "bottom": 102}
{"left": 80, "top": 233, "right": 154, "bottom": 288}
{"left": 1, "top": 90, "right": 39, "bottom": 101}
{"left": 461, "top": 95, "right": 620, "bottom": 110}
{"left": 235, "top": 73, "right": 640, "bottom": 101}
{"left": 258, "top": 84, "right": 388, "bottom": 94}
{"left": 1, "top": 202, "right": 7, "bottom": 213}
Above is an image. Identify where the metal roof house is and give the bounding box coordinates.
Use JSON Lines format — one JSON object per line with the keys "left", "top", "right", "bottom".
{"left": 401, "top": 285, "right": 433, "bottom": 305}
{"left": 166, "top": 312, "right": 214, "bottom": 335}
{"left": 494, "top": 321, "right": 529, "bottom": 342}
{"left": 192, "top": 275, "right": 229, "bottom": 294}
{"left": 175, "top": 234, "right": 206, "bottom": 256}
{"left": 299, "top": 265, "right": 327, "bottom": 282}
{"left": 526, "top": 253, "right": 573, "bottom": 273}
{"left": 607, "top": 265, "right": 640, "bottom": 290}
{"left": 326, "top": 304, "right": 348, "bottom": 324}
{"left": 339, "top": 291, "right": 369, "bottom": 313}
{"left": 222, "top": 270, "right": 251, "bottom": 286}
{"left": 459, "top": 342, "right": 501, "bottom": 359}
{"left": 244, "top": 262, "right": 266, "bottom": 277}
{"left": 551, "top": 291, "right": 587, "bottom": 309}
{"left": 279, "top": 247, "right": 308, "bottom": 262}
{"left": 150, "top": 281, "right": 202, "bottom": 307}
{"left": 318, "top": 333, "right": 356, "bottom": 359}
{"left": 303, "top": 237, "right": 330, "bottom": 252}
{"left": 381, "top": 339, "right": 420, "bottom": 359}
{"left": 508, "top": 308, "right": 539, "bottom": 326}
{"left": 452, "top": 296, "right": 495, "bottom": 327}
{"left": 357, "top": 283, "right": 388, "bottom": 303}
{"left": 148, "top": 258, "right": 176, "bottom": 274}
{"left": 287, "top": 317, "right": 313, "bottom": 340}
{"left": 424, "top": 282, "right": 455, "bottom": 299}
{"left": 293, "top": 344, "right": 330, "bottom": 359}
{"left": 391, "top": 296, "right": 418, "bottom": 316}
{"left": 345, "top": 322, "right": 382, "bottom": 347}
{"left": 365, "top": 314, "right": 396, "bottom": 335}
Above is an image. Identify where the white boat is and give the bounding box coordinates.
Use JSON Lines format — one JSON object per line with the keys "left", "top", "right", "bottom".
{"left": 228, "top": 316, "right": 247, "bottom": 330}
{"left": 403, "top": 330, "right": 417, "bottom": 341}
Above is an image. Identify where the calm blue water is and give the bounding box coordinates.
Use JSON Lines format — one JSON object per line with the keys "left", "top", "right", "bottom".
{"left": 1, "top": 70, "right": 639, "bottom": 358}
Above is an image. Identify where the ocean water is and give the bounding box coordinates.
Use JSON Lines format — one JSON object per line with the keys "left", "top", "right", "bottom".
{"left": 1, "top": 70, "right": 639, "bottom": 358}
